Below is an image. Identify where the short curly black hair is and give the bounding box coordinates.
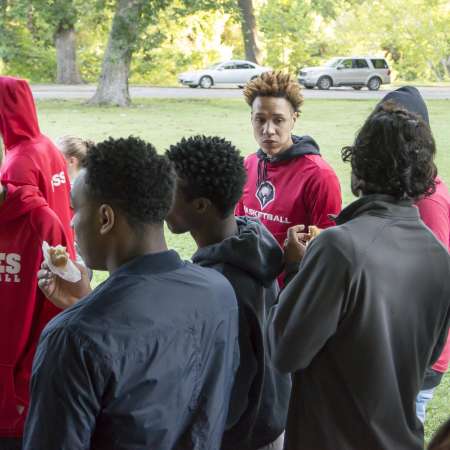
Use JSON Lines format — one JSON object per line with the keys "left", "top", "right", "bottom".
{"left": 83, "top": 136, "right": 174, "bottom": 226}
{"left": 341, "top": 101, "right": 436, "bottom": 199}
{"left": 166, "top": 135, "right": 247, "bottom": 218}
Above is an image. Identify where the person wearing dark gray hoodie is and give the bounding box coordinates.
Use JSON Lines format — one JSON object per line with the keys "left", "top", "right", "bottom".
{"left": 166, "top": 135, "right": 291, "bottom": 450}
{"left": 268, "top": 100, "right": 450, "bottom": 450}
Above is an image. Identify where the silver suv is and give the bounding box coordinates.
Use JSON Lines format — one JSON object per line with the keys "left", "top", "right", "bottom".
{"left": 298, "top": 57, "right": 391, "bottom": 91}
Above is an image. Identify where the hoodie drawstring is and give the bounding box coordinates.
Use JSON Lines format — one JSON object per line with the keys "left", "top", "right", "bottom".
{"left": 257, "top": 156, "right": 269, "bottom": 188}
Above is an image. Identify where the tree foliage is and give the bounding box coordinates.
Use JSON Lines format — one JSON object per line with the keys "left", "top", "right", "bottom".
{"left": 0, "top": 0, "right": 449, "bottom": 83}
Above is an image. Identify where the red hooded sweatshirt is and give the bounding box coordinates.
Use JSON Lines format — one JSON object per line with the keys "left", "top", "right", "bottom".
{"left": 236, "top": 135, "right": 342, "bottom": 247}
{"left": 0, "top": 76, "right": 74, "bottom": 255}
{"left": 0, "top": 184, "right": 70, "bottom": 437}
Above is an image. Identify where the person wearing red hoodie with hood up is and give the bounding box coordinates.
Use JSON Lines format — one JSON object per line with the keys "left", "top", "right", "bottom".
{"left": 0, "top": 76, "right": 74, "bottom": 254}
{"left": 0, "top": 146, "right": 77, "bottom": 450}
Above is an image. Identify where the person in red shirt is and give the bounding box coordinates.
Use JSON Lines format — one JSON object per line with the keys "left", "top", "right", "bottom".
{"left": 0, "top": 76, "right": 74, "bottom": 255}
{"left": 235, "top": 71, "right": 341, "bottom": 247}
{"left": 379, "top": 86, "right": 450, "bottom": 423}
{"left": 0, "top": 147, "right": 77, "bottom": 449}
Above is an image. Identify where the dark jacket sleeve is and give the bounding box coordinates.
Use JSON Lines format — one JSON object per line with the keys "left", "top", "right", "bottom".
{"left": 267, "top": 230, "right": 351, "bottom": 373}
{"left": 23, "top": 326, "right": 105, "bottom": 450}
{"left": 429, "top": 306, "right": 450, "bottom": 367}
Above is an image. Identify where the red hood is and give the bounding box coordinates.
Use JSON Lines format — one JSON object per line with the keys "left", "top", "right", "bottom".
{"left": 0, "top": 76, "right": 40, "bottom": 150}
{"left": 0, "top": 184, "right": 47, "bottom": 224}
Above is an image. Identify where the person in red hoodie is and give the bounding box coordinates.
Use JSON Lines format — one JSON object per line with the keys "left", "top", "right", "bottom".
{"left": 0, "top": 151, "right": 77, "bottom": 450}
{"left": 235, "top": 71, "right": 341, "bottom": 247}
{"left": 0, "top": 76, "right": 74, "bottom": 255}
{"left": 378, "top": 86, "right": 450, "bottom": 423}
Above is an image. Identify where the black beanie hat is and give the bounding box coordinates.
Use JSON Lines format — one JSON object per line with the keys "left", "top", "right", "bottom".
{"left": 379, "top": 86, "right": 430, "bottom": 125}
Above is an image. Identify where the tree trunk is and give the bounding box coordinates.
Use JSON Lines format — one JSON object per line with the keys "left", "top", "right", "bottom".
{"left": 426, "top": 60, "right": 442, "bottom": 81}
{"left": 441, "top": 57, "right": 450, "bottom": 78}
{"left": 238, "top": 0, "right": 262, "bottom": 64}
{"left": 89, "top": 0, "right": 143, "bottom": 106}
{"left": 55, "top": 25, "right": 83, "bottom": 84}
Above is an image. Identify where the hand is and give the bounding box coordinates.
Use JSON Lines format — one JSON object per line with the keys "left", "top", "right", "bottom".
{"left": 37, "top": 261, "right": 92, "bottom": 310}
{"left": 284, "top": 225, "right": 309, "bottom": 265}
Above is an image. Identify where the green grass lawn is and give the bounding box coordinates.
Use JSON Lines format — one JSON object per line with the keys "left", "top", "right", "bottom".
{"left": 36, "top": 97, "right": 450, "bottom": 440}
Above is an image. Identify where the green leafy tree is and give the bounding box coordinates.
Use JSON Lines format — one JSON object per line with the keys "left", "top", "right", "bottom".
{"left": 0, "top": 0, "right": 55, "bottom": 81}
{"left": 259, "top": 0, "right": 317, "bottom": 72}
{"left": 333, "top": 0, "right": 450, "bottom": 81}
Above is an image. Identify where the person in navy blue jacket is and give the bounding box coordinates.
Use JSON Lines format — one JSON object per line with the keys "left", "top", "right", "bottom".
{"left": 25, "top": 136, "right": 240, "bottom": 450}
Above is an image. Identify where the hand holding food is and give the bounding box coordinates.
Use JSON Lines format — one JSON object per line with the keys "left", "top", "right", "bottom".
{"left": 38, "top": 261, "right": 92, "bottom": 310}
{"left": 284, "top": 225, "right": 309, "bottom": 265}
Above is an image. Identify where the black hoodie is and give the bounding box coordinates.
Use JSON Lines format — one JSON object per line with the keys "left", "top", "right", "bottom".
{"left": 192, "top": 217, "right": 291, "bottom": 450}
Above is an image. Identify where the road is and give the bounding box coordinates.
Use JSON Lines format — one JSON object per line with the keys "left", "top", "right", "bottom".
{"left": 30, "top": 84, "right": 450, "bottom": 100}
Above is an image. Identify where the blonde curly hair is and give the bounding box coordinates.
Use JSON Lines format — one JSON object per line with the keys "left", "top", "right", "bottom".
{"left": 243, "top": 71, "right": 304, "bottom": 112}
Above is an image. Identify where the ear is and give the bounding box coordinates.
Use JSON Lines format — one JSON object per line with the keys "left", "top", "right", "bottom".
{"left": 350, "top": 173, "right": 365, "bottom": 198}
{"left": 192, "top": 197, "right": 212, "bottom": 214}
{"left": 98, "top": 204, "right": 115, "bottom": 235}
{"left": 291, "top": 111, "right": 299, "bottom": 128}
{"left": 68, "top": 156, "right": 77, "bottom": 166}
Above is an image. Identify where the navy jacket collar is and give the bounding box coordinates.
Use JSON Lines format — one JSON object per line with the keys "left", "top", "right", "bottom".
{"left": 112, "top": 250, "right": 183, "bottom": 277}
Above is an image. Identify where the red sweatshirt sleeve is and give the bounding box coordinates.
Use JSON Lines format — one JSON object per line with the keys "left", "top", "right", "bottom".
{"left": 416, "top": 195, "right": 450, "bottom": 374}
{"left": 304, "top": 168, "right": 342, "bottom": 229}
{"left": 20, "top": 206, "right": 68, "bottom": 379}
{"left": 1, "top": 153, "right": 39, "bottom": 187}
{"left": 416, "top": 197, "right": 449, "bottom": 249}
{"left": 30, "top": 206, "right": 74, "bottom": 259}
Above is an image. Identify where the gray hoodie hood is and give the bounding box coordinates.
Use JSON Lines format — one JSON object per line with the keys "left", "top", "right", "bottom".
{"left": 192, "top": 217, "right": 283, "bottom": 287}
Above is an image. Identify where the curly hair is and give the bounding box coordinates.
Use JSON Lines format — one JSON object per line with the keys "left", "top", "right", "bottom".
{"left": 83, "top": 136, "right": 174, "bottom": 226}
{"left": 243, "top": 71, "right": 304, "bottom": 112}
{"left": 341, "top": 101, "right": 436, "bottom": 199}
{"left": 166, "top": 135, "right": 247, "bottom": 218}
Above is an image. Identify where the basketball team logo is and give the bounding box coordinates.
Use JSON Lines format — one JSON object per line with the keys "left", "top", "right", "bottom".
{"left": 256, "top": 181, "right": 275, "bottom": 209}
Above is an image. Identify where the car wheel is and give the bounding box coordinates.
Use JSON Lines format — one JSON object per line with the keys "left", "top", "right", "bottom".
{"left": 352, "top": 86, "right": 362, "bottom": 90}
{"left": 199, "top": 76, "right": 213, "bottom": 89}
{"left": 367, "top": 77, "right": 381, "bottom": 91}
{"left": 317, "top": 76, "right": 332, "bottom": 90}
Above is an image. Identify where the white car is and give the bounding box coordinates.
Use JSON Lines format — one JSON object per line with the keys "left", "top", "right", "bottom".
{"left": 178, "top": 60, "right": 271, "bottom": 89}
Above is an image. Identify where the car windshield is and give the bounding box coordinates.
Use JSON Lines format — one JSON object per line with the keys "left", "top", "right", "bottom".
{"left": 324, "top": 58, "right": 341, "bottom": 67}
{"left": 207, "top": 62, "right": 221, "bottom": 69}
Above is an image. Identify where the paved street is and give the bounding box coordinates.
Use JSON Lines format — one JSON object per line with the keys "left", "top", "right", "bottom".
{"left": 31, "top": 84, "right": 450, "bottom": 100}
